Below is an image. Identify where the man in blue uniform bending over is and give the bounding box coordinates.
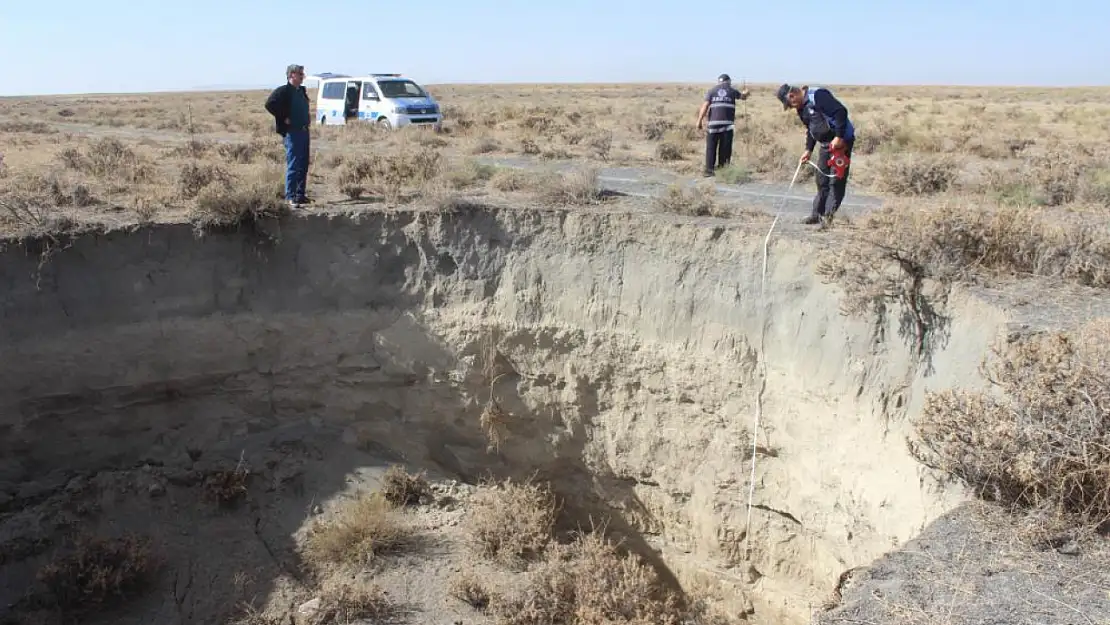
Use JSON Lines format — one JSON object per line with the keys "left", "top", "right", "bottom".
{"left": 777, "top": 84, "right": 855, "bottom": 225}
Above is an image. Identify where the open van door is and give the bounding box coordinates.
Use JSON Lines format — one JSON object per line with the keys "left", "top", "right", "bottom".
{"left": 343, "top": 80, "right": 362, "bottom": 120}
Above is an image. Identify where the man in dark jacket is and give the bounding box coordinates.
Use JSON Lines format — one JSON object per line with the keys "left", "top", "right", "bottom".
{"left": 696, "top": 74, "right": 750, "bottom": 177}
{"left": 777, "top": 83, "right": 856, "bottom": 225}
{"left": 265, "top": 64, "right": 312, "bottom": 207}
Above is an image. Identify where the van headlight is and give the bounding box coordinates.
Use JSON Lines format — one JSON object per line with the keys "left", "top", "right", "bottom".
{"left": 393, "top": 105, "right": 406, "bottom": 114}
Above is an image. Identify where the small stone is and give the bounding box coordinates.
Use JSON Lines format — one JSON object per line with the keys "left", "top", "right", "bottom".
{"left": 745, "top": 565, "right": 763, "bottom": 584}
{"left": 149, "top": 483, "right": 166, "bottom": 497}
{"left": 1057, "top": 540, "right": 1080, "bottom": 556}
{"left": 312, "top": 504, "right": 324, "bottom": 515}
{"left": 298, "top": 598, "right": 322, "bottom": 618}
{"left": 65, "top": 476, "right": 88, "bottom": 494}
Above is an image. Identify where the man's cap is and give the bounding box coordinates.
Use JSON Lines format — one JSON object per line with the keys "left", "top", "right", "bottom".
{"left": 717, "top": 73, "right": 731, "bottom": 82}
{"left": 776, "top": 83, "right": 793, "bottom": 109}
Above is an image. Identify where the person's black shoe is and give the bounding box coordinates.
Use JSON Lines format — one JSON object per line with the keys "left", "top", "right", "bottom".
{"left": 802, "top": 214, "right": 821, "bottom": 225}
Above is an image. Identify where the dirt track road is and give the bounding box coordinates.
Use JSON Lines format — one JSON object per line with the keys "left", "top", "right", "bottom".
{"left": 3, "top": 115, "right": 884, "bottom": 225}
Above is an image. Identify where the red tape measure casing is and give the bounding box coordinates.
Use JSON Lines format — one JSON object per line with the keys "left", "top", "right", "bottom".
{"left": 827, "top": 146, "right": 850, "bottom": 179}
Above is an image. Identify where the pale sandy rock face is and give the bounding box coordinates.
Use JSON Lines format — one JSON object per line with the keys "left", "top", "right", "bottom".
{"left": 0, "top": 209, "right": 1001, "bottom": 623}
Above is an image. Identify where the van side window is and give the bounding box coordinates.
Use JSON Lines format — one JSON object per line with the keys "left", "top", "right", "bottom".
{"left": 362, "top": 84, "right": 380, "bottom": 100}
{"left": 322, "top": 82, "right": 346, "bottom": 100}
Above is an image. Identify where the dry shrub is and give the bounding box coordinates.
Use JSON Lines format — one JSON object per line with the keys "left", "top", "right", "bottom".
{"left": 444, "top": 159, "right": 496, "bottom": 189}
{"left": 171, "top": 138, "right": 212, "bottom": 159}
{"left": 465, "top": 477, "right": 559, "bottom": 567}
{"left": 844, "top": 200, "right": 1110, "bottom": 288}
{"left": 715, "top": 163, "right": 753, "bottom": 185}
{"left": 305, "top": 578, "right": 395, "bottom": 625}
{"left": 1, "top": 169, "right": 98, "bottom": 213}
{"left": 59, "top": 137, "right": 153, "bottom": 184}
{"left": 470, "top": 136, "right": 501, "bottom": 154}
{"left": 871, "top": 153, "right": 960, "bottom": 195}
{"left": 528, "top": 167, "right": 602, "bottom": 206}
{"left": 218, "top": 140, "right": 282, "bottom": 164}
{"left": 639, "top": 118, "right": 674, "bottom": 141}
{"left": 203, "top": 457, "right": 251, "bottom": 507}
{"left": 332, "top": 150, "right": 443, "bottom": 201}
{"left": 178, "top": 162, "right": 233, "bottom": 198}
{"left": 1080, "top": 166, "right": 1110, "bottom": 205}
{"left": 36, "top": 533, "right": 157, "bottom": 615}
{"left": 655, "top": 142, "right": 684, "bottom": 161}
{"left": 304, "top": 492, "right": 412, "bottom": 568}
{"left": 655, "top": 181, "right": 721, "bottom": 217}
{"left": 853, "top": 118, "right": 896, "bottom": 155}
{"left": 912, "top": 320, "right": 1110, "bottom": 538}
{"left": 749, "top": 137, "right": 793, "bottom": 176}
{"left": 1026, "top": 149, "right": 1084, "bottom": 206}
{"left": 189, "top": 167, "right": 288, "bottom": 228}
{"left": 494, "top": 531, "right": 685, "bottom": 625}
{"left": 335, "top": 157, "right": 374, "bottom": 199}
{"left": 0, "top": 121, "right": 55, "bottom": 134}
{"left": 489, "top": 168, "right": 532, "bottom": 192}
{"left": 520, "top": 138, "right": 541, "bottom": 155}
{"left": 450, "top": 571, "right": 492, "bottom": 611}
{"left": 586, "top": 130, "right": 614, "bottom": 160}
{"left": 381, "top": 465, "right": 432, "bottom": 507}
{"left": 818, "top": 199, "right": 1110, "bottom": 356}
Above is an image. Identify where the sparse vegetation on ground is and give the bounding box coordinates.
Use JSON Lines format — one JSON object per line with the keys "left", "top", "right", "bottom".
{"left": 35, "top": 533, "right": 158, "bottom": 617}
{"left": 305, "top": 577, "right": 396, "bottom": 625}
{"left": 303, "top": 491, "right": 413, "bottom": 569}
{"left": 494, "top": 531, "right": 687, "bottom": 625}
{"left": 913, "top": 319, "right": 1110, "bottom": 541}
{"left": 655, "top": 180, "right": 722, "bottom": 216}
{"left": 464, "top": 476, "right": 560, "bottom": 567}
{"left": 450, "top": 571, "right": 493, "bottom": 611}
{"left": 381, "top": 464, "right": 433, "bottom": 507}
{"left": 4, "top": 83, "right": 1107, "bottom": 242}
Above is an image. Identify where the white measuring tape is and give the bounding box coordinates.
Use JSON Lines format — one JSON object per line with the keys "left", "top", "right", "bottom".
{"left": 743, "top": 157, "right": 805, "bottom": 559}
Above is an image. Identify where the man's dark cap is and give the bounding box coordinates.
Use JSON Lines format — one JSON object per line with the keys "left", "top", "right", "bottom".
{"left": 776, "top": 83, "right": 793, "bottom": 109}
{"left": 718, "top": 73, "right": 731, "bottom": 82}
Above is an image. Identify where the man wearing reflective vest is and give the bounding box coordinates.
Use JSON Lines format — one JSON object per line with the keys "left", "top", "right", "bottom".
{"left": 777, "top": 83, "right": 856, "bottom": 225}
{"left": 696, "top": 74, "right": 750, "bottom": 177}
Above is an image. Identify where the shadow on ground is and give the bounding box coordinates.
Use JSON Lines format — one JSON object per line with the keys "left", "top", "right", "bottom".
{"left": 0, "top": 208, "right": 689, "bottom": 624}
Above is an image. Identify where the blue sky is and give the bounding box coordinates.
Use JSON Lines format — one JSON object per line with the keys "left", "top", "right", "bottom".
{"left": 1, "top": 0, "right": 1107, "bottom": 96}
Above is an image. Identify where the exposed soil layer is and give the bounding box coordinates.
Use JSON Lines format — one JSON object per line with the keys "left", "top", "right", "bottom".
{"left": 0, "top": 206, "right": 1085, "bottom": 624}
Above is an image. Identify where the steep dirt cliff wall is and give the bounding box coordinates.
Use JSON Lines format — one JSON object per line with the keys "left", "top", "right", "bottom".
{"left": 0, "top": 208, "right": 1007, "bottom": 622}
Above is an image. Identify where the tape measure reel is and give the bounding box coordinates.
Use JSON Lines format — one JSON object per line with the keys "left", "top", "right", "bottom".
{"left": 827, "top": 148, "right": 850, "bottom": 179}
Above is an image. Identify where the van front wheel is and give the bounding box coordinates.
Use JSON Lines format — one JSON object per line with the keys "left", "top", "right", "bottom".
{"left": 377, "top": 117, "right": 392, "bottom": 130}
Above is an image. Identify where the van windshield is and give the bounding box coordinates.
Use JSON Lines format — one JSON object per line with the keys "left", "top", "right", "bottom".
{"left": 378, "top": 80, "right": 427, "bottom": 98}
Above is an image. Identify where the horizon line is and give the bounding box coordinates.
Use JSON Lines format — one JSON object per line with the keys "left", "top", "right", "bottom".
{"left": 3, "top": 79, "right": 1109, "bottom": 98}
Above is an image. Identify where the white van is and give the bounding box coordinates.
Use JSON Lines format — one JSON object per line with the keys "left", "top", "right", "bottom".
{"left": 310, "top": 72, "right": 443, "bottom": 131}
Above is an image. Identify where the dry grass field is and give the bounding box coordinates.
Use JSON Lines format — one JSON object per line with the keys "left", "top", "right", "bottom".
{"left": 1, "top": 83, "right": 1108, "bottom": 231}
{"left": 2, "top": 83, "right": 1110, "bottom": 625}
{"left": 2, "top": 83, "right": 1109, "bottom": 286}
{"left": 3, "top": 82, "right": 1108, "bottom": 293}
